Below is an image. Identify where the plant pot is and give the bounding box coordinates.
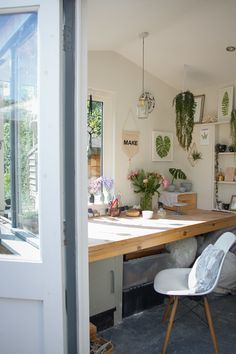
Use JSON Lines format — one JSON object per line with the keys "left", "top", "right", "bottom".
{"left": 181, "top": 181, "right": 192, "bottom": 192}
{"left": 109, "top": 207, "right": 121, "bottom": 217}
{"left": 168, "top": 184, "right": 175, "bottom": 192}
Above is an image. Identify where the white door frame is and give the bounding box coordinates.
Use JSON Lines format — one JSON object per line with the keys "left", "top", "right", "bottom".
{"left": 75, "top": 0, "right": 90, "bottom": 353}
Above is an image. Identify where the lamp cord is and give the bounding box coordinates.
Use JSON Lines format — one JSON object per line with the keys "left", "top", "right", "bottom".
{"left": 142, "top": 36, "right": 145, "bottom": 95}
{"left": 182, "top": 64, "right": 187, "bottom": 92}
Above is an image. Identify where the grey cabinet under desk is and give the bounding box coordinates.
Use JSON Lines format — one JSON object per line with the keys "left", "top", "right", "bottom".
{"left": 89, "top": 256, "right": 123, "bottom": 324}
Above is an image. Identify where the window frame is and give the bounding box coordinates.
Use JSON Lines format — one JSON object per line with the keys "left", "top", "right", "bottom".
{"left": 88, "top": 89, "right": 114, "bottom": 181}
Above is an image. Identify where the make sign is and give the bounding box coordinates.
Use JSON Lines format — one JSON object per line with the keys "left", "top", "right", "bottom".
{"left": 122, "top": 130, "right": 140, "bottom": 160}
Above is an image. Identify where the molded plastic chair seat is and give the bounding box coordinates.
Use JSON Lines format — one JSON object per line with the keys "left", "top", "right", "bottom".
{"left": 154, "top": 268, "right": 191, "bottom": 295}
{"left": 153, "top": 232, "right": 236, "bottom": 354}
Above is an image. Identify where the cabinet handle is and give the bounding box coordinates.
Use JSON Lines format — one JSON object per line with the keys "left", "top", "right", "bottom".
{"left": 110, "top": 270, "right": 115, "bottom": 294}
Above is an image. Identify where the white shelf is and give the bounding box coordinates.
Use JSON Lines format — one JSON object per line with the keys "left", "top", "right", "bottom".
{"left": 214, "top": 181, "right": 236, "bottom": 184}
{"left": 212, "top": 208, "right": 236, "bottom": 213}
{"left": 218, "top": 152, "right": 236, "bottom": 156}
{"left": 213, "top": 119, "right": 230, "bottom": 125}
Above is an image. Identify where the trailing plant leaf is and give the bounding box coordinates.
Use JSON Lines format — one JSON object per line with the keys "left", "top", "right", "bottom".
{"left": 222, "top": 91, "right": 229, "bottom": 116}
{"left": 173, "top": 91, "right": 196, "bottom": 150}
{"left": 169, "top": 168, "right": 187, "bottom": 184}
{"left": 230, "top": 109, "right": 236, "bottom": 149}
{"left": 155, "top": 135, "right": 171, "bottom": 158}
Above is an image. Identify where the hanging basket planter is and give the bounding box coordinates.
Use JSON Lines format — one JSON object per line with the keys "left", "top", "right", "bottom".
{"left": 173, "top": 90, "right": 196, "bottom": 151}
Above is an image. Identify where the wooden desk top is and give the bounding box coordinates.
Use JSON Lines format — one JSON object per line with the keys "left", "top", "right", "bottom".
{"left": 88, "top": 209, "right": 236, "bottom": 262}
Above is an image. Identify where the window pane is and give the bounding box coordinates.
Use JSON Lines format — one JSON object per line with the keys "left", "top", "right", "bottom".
{"left": 87, "top": 99, "right": 103, "bottom": 179}
{"left": 0, "top": 13, "right": 38, "bottom": 236}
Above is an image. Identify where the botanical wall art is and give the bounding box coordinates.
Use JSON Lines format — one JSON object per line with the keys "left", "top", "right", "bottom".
{"left": 218, "top": 86, "right": 234, "bottom": 121}
{"left": 152, "top": 131, "right": 173, "bottom": 161}
{"left": 194, "top": 95, "right": 205, "bottom": 123}
{"left": 200, "top": 127, "right": 209, "bottom": 145}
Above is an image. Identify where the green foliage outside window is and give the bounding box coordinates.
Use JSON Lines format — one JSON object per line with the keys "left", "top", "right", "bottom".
{"left": 87, "top": 100, "right": 102, "bottom": 146}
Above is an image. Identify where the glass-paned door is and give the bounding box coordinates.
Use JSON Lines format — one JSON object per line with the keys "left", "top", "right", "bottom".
{"left": 0, "top": 2, "right": 66, "bottom": 354}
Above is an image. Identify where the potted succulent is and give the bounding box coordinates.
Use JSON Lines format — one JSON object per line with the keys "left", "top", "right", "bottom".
{"left": 191, "top": 150, "right": 202, "bottom": 161}
{"left": 173, "top": 91, "right": 196, "bottom": 151}
{"left": 168, "top": 168, "right": 187, "bottom": 192}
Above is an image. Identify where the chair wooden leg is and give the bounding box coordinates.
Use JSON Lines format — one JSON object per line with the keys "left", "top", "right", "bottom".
{"left": 203, "top": 296, "right": 219, "bottom": 354}
{"left": 162, "top": 296, "right": 178, "bottom": 354}
{"left": 162, "top": 296, "right": 174, "bottom": 324}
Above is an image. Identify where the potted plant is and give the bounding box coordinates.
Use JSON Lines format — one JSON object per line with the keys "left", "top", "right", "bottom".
{"left": 128, "top": 169, "right": 163, "bottom": 210}
{"left": 173, "top": 91, "right": 196, "bottom": 151}
{"left": 191, "top": 150, "right": 202, "bottom": 161}
{"left": 168, "top": 168, "right": 187, "bottom": 192}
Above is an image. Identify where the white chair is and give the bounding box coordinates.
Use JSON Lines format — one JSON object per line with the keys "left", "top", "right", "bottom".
{"left": 154, "top": 232, "right": 236, "bottom": 354}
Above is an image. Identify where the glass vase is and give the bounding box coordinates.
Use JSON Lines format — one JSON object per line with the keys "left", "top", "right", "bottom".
{"left": 89, "top": 193, "right": 95, "bottom": 203}
{"left": 100, "top": 192, "right": 105, "bottom": 203}
{"left": 140, "top": 193, "right": 153, "bottom": 211}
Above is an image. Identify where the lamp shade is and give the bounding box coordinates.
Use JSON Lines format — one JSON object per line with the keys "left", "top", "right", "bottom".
{"left": 137, "top": 96, "right": 149, "bottom": 119}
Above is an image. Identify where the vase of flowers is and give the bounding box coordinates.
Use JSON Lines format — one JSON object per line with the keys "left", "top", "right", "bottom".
{"left": 102, "top": 176, "right": 114, "bottom": 204}
{"left": 88, "top": 177, "right": 101, "bottom": 203}
{"left": 88, "top": 176, "right": 114, "bottom": 204}
{"left": 128, "top": 169, "right": 164, "bottom": 210}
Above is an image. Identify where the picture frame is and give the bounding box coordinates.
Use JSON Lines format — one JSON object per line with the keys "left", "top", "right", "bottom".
{"left": 217, "top": 86, "right": 234, "bottom": 121}
{"left": 194, "top": 94, "right": 205, "bottom": 123}
{"left": 200, "top": 127, "right": 210, "bottom": 145}
{"left": 229, "top": 195, "right": 236, "bottom": 211}
{"left": 152, "top": 131, "right": 173, "bottom": 161}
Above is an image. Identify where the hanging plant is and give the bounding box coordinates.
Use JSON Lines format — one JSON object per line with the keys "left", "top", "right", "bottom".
{"left": 230, "top": 109, "right": 236, "bottom": 149}
{"left": 173, "top": 90, "right": 196, "bottom": 151}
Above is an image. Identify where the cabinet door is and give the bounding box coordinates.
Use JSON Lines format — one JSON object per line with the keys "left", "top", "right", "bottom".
{"left": 89, "top": 258, "right": 116, "bottom": 316}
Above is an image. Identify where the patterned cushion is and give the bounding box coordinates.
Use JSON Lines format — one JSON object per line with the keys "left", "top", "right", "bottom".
{"left": 188, "top": 244, "right": 224, "bottom": 293}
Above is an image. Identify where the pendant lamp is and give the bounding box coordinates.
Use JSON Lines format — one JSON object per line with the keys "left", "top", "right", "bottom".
{"left": 137, "top": 32, "right": 155, "bottom": 119}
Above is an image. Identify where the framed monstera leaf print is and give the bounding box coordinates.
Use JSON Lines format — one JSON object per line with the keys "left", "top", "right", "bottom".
{"left": 218, "top": 86, "right": 234, "bottom": 121}
{"left": 152, "top": 131, "right": 173, "bottom": 161}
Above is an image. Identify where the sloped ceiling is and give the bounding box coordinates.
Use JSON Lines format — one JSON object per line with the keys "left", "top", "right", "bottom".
{"left": 88, "top": 0, "right": 236, "bottom": 90}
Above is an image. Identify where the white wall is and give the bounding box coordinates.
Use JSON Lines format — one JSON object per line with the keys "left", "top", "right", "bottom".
{"left": 88, "top": 51, "right": 190, "bottom": 206}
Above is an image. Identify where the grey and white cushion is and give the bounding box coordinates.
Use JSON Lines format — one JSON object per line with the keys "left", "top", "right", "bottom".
{"left": 188, "top": 244, "right": 224, "bottom": 293}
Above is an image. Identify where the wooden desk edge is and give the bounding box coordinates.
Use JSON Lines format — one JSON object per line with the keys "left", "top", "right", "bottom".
{"left": 88, "top": 210, "right": 236, "bottom": 262}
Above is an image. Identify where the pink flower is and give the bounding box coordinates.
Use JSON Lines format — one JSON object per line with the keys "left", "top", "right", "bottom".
{"left": 162, "top": 176, "right": 169, "bottom": 189}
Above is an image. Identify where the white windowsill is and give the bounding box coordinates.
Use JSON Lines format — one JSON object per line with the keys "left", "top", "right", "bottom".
{"left": 0, "top": 219, "right": 40, "bottom": 261}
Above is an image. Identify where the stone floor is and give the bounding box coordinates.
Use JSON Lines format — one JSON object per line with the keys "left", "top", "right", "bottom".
{"left": 100, "top": 294, "right": 236, "bottom": 354}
